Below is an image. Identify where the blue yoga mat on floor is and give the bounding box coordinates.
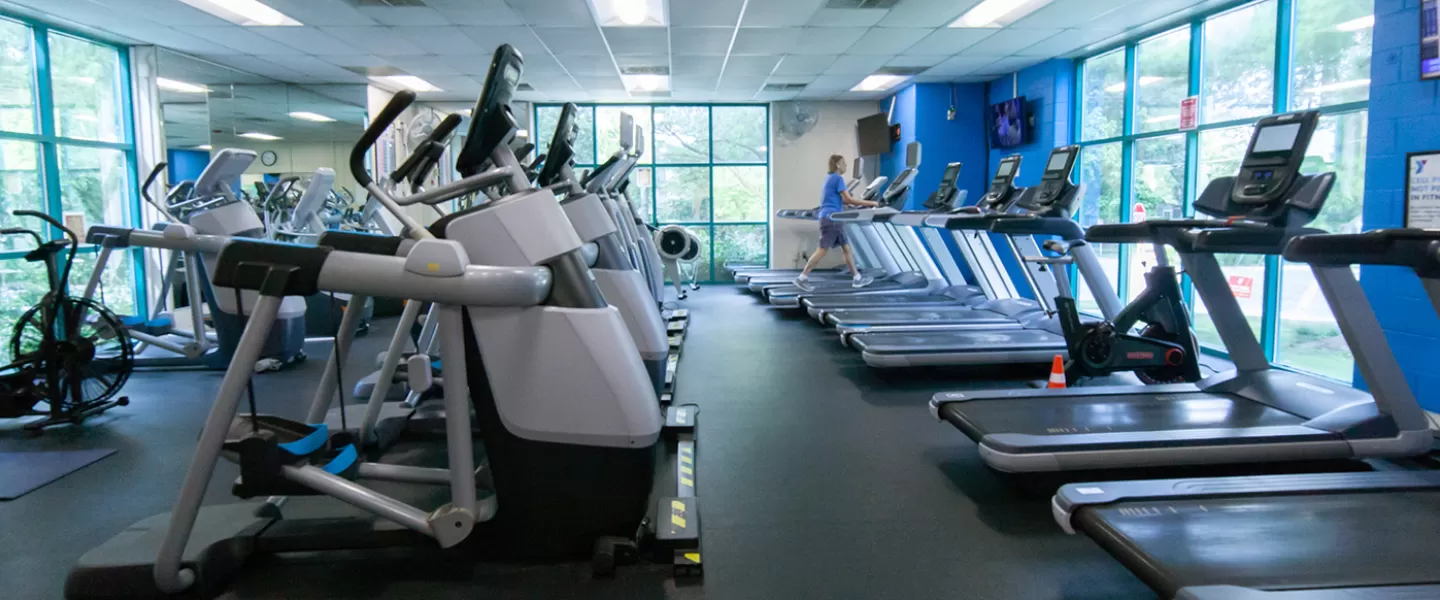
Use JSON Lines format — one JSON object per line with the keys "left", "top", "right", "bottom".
{"left": 0, "top": 449, "right": 116, "bottom": 500}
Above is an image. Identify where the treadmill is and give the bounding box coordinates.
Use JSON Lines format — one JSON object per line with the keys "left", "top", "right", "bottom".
{"left": 801, "top": 156, "right": 1025, "bottom": 322}
{"left": 741, "top": 171, "right": 892, "bottom": 288}
{"left": 929, "top": 111, "right": 1433, "bottom": 472}
{"left": 735, "top": 159, "right": 884, "bottom": 284}
{"left": 846, "top": 146, "right": 1124, "bottom": 362}
{"left": 1050, "top": 229, "right": 1440, "bottom": 600}
{"left": 827, "top": 148, "right": 1095, "bottom": 340}
{"left": 764, "top": 142, "right": 946, "bottom": 306}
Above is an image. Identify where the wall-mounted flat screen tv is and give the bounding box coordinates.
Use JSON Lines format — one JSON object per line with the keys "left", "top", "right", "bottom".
{"left": 857, "top": 113, "right": 891, "bottom": 156}
{"left": 990, "top": 96, "right": 1027, "bottom": 149}
{"left": 1423, "top": 1, "right": 1440, "bottom": 79}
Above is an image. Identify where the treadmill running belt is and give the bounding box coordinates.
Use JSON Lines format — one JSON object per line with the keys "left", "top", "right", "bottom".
{"left": 850, "top": 328, "right": 1062, "bottom": 353}
{"left": 1075, "top": 491, "right": 1440, "bottom": 597}
{"left": 768, "top": 280, "right": 907, "bottom": 299}
{"left": 827, "top": 307, "right": 1010, "bottom": 326}
{"left": 803, "top": 294, "right": 963, "bottom": 309}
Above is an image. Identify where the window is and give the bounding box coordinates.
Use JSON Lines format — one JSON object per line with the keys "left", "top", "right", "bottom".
{"left": 1202, "top": 1, "right": 1278, "bottom": 124}
{"left": 1075, "top": 0, "right": 1370, "bottom": 382}
{"left": 0, "top": 18, "right": 140, "bottom": 343}
{"left": 1080, "top": 49, "right": 1125, "bottom": 141}
{"left": 1135, "top": 29, "right": 1190, "bottom": 133}
{"left": 536, "top": 103, "right": 770, "bottom": 282}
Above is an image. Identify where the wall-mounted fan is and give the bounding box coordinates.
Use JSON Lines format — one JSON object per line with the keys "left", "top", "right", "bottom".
{"left": 776, "top": 101, "right": 819, "bottom": 141}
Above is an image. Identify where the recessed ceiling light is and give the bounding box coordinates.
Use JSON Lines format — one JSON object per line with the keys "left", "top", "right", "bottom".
{"left": 623, "top": 74, "right": 669, "bottom": 92}
{"left": 949, "top": 0, "right": 1054, "bottom": 28}
{"left": 1306, "top": 78, "right": 1370, "bottom": 93}
{"left": 587, "top": 0, "right": 667, "bottom": 26}
{"left": 156, "top": 77, "right": 209, "bottom": 94}
{"left": 176, "top": 0, "right": 301, "bottom": 27}
{"left": 1335, "top": 15, "right": 1374, "bottom": 32}
{"left": 196, "top": 145, "right": 213, "bottom": 150}
{"left": 851, "top": 74, "right": 905, "bottom": 92}
{"left": 289, "top": 111, "right": 335, "bottom": 122}
{"left": 239, "top": 132, "right": 282, "bottom": 141}
{"left": 369, "top": 75, "right": 442, "bottom": 93}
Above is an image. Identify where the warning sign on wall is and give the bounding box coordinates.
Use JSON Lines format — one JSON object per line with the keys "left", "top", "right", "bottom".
{"left": 1179, "top": 96, "right": 1199, "bottom": 131}
{"left": 1228, "top": 275, "right": 1254, "bottom": 299}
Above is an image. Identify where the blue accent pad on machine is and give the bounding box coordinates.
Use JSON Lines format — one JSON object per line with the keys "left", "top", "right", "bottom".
{"left": 277, "top": 423, "right": 329, "bottom": 457}
{"left": 322, "top": 444, "right": 358, "bottom": 475}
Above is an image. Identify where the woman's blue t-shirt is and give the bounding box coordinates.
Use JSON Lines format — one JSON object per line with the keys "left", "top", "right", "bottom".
{"left": 818, "top": 173, "right": 845, "bottom": 221}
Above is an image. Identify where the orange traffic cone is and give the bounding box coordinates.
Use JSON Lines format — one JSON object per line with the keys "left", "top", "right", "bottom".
{"left": 1047, "top": 355, "right": 1067, "bottom": 389}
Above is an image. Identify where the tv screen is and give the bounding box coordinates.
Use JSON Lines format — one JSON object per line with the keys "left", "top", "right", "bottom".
{"left": 989, "top": 96, "right": 1027, "bottom": 148}
{"left": 857, "top": 113, "right": 890, "bottom": 156}
{"left": 1424, "top": 0, "right": 1440, "bottom": 79}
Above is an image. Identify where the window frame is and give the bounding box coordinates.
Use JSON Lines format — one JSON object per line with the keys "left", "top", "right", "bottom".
{"left": 534, "top": 103, "right": 771, "bottom": 282}
{"left": 0, "top": 12, "right": 144, "bottom": 313}
{"left": 1071, "top": 0, "right": 1370, "bottom": 380}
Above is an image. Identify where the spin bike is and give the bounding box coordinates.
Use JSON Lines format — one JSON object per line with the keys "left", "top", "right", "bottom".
{"left": 1049, "top": 231, "right": 1202, "bottom": 384}
{"left": 0, "top": 210, "right": 132, "bottom": 432}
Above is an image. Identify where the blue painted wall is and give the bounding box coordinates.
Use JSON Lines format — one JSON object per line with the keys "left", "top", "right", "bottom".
{"left": 986, "top": 59, "right": 1074, "bottom": 185}
{"left": 879, "top": 82, "right": 988, "bottom": 209}
{"left": 166, "top": 149, "right": 210, "bottom": 185}
{"left": 880, "top": 83, "right": 917, "bottom": 199}
{"left": 1359, "top": 0, "right": 1440, "bottom": 410}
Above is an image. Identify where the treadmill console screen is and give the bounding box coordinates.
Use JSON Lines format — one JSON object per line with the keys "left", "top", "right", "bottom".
{"left": 980, "top": 156, "right": 1021, "bottom": 211}
{"left": 1046, "top": 151, "right": 1071, "bottom": 172}
{"left": 942, "top": 163, "right": 961, "bottom": 185}
{"left": 1032, "top": 146, "right": 1078, "bottom": 208}
{"left": 1234, "top": 111, "right": 1318, "bottom": 205}
{"left": 995, "top": 159, "right": 1016, "bottom": 177}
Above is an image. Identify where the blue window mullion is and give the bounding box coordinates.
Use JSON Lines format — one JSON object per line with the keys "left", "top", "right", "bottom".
{"left": 706, "top": 106, "right": 715, "bottom": 282}
{"left": 1182, "top": 17, "right": 1204, "bottom": 310}
{"left": 1116, "top": 42, "right": 1137, "bottom": 301}
{"left": 1259, "top": 0, "right": 1296, "bottom": 361}
{"left": 32, "top": 24, "right": 63, "bottom": 237}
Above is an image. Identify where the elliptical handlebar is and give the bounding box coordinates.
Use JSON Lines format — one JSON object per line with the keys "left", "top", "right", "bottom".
{"left": 14, "top": 209, "right": 78, "bottom": 246}
{"left": 141, "top": 162, "right": 167, "bottom": 207}
{"left": 352, "top": 90, "right": 417, "bottom": 188}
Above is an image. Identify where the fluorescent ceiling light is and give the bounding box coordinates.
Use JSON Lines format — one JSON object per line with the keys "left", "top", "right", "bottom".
{"left": 196, "top": 145, "right": 213, "bottom": 150}
{"left": 176, "top": 0, "right": 301, "bottom": 27}
{"left": 587, "top": 0, "right": 666, "bottom": 26}
{"left": 289, "top": 111, "right": 335, "bottom": 122}
{"left": 239, "top": 132, "right": 282, "bottom": 141}
{"left": 1144, "top": 114, "right": 1179, "bottom": 123}
{"left": 852, "top": 74, "right": 905, "bottom": 92}
{"left": 950, "top": 0, "right": 1054, "bottom": 28}
{"left": 1306, "top": 78, "right": 1370, "bottom": 93}
{"left": 370, "top": 75, "right": 442, "bottom": 93}
{"left": 1335, "top": 15, "right": 1374, "bottom": 32}
{"left": 1103, "top": 76, "right": 1165, "bottom": 93}
{"left": 156, "top": 77, "right": 209, "bottom": 94}
{"left": 623, "top": 74, "right": 669, "bottom": 92}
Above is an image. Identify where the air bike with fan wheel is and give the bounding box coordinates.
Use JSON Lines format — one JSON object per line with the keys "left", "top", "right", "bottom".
{"left": 65, "top": 45, "right": 702, "bottom": 600}
{"left": 929, "top": 110, "right": 1434, "bottom": 473}
{"left": 655, "top": 224, "right": 702, "bottom": 300}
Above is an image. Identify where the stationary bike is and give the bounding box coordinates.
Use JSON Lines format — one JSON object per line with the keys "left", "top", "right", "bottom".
{"left": 1051, "top": 236, "right": 1202, "bottom": 384}
{"left": 0, "top": 210, "right": 132, "bottom": 432}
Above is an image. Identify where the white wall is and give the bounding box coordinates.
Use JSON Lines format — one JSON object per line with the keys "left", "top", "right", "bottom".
{"left": 769, "top": 101, "right": 880, "bottom": 268}
{"left": 230, "top": 141, "right": 363, "bottom": 199}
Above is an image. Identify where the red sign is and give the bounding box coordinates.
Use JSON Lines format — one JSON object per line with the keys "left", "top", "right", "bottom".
{"left": 1179, "top": 96, "right": 1199, "bottom": 131}
{"left": 1228, "top": 275, "right": 1253, "bottom": 298}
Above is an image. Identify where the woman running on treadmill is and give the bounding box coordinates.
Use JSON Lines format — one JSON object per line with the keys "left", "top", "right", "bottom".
{"left": 794, "top": 154, "right": 878, "bottom": 291}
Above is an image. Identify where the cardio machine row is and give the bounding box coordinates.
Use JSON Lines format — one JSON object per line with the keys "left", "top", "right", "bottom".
{"left": 745, "top": 110, "right": 1440, "bottom": 598}
{"left": 63, "top": 44, "right": 705, "bottom": 600}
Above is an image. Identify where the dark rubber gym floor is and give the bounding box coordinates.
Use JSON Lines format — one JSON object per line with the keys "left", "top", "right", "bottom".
{"left": 2, "top": 286, "right": 1161, "bottom": 599}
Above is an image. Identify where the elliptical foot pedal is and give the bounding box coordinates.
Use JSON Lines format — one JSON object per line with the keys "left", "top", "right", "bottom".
{"left": 663, "top": 404, "right": 697, "bottom": 437}
{"left": 591, "top": 536, "right": 639, "bottom": 578}
{"left": 652, "top": 497, "right": 701, "bottom": 577}
{"left": 668, "top": 308, "right": 688, "bottom": 321}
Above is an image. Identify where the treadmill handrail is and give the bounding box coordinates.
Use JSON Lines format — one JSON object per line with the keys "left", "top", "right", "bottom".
{"left": 988, "top": 216, "right": 1084, "bottom": 239}
{"left": 1283, "top": 229, "right": 1440, "bottom": 274}
{"left": 1084, "top": 219, "right": 1269, "bottom": 243}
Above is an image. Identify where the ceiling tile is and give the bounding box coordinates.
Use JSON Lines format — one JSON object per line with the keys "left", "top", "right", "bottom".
{"left": 886, "top": 54, "right": 954, "bottom": 68}
{"left": 671, "top": 0, "right": 746, "bottom": 27}
{"left": 391, "top": 26, "right": 486, "bottom": 55}
{"left": 925, "top": 54, "right": 1006, "bottom": 75}
{"left": 603, "top": 27, "right": 671, "bottom": 56}
{"left": 1012, "top": 0, "right": 1136, "bottom": 29}
{"left": 847, "top": 28, "right": 931, "bottom": 56}
{"left": 807, "top": 8, "right": 889, "bottom": 27}
{"left": 724, "top": 55, "right": 782, "bottom": 77}
{"left": 558, "top": 54, "right": 620, "bottom": 77}
{"left": 753, "top": 91, "right": 800, "bottom": 101}
{"left": 503, "top": 0, "right": 596, "bottom": 27}
{"left": 266, "top": 0, "right": 379, "bottom": 26}
{"left": 972, "top": 28, "right": 1064, "bottom": 56}
{"left": 251, "top": 28, "right": 359, "bottom": 55}
{"left": 376, "top": 55, "right": 461, "bottom": 77}
{"left": 824, "top": 55, "right": 891, "bottom": 75}
{"left": 673, "top": 55, "right": 726, "bottom": 76}
{"left": 765, "top": 74, "right": 817, "bottom": 84}
{"left": 317, "top": 54, "right": 390, "bottom": 69}
{"left": 319, "top": 27, "right": 428, "bottom": 56}
{"left": 192, "top": 26, "right": 304, "bottom": 55}
{"left": 93, "top": 0, "right": 229, "bottom": 27}
{"left": 879, "top": 0, "right": 976, "bottom": 27}
{"left": 1013, "top": 29, "right": 1089, "bottom": 57}
{"left": 672, "top": 75, "right": 719, "bottom": 91}
{"left": 974, "top": 56, "right": 1044, "bottom": 77}
{"left": 772, "top": 54, "right": 838, "bottom": 76}
{"left": 731, "top": 28, "right": 803, "bottom": 56}
{"left": 791, "top": 27, "right": 868, "bottom": 56}
{"left": 457, "top": 27, "right": 551, "bottom": 59}
{"left": 670, "top": 28, "right": 735, "bottom": 56}
{"left": 357, "top": 6, "right": 448, "bottom": 26}
{"left": 806, "top": 74, "right": 865, "bottom": 91}
{"left": 574, "top": 75, "right": 626, "bottom": 91}
{"left": 199, "top": 54, "right": 306, "bottom": 81}
{"left": 740, "top": 0, "right": 826, "bottom": 27}
{"left": 533, "top": 27, "right": 608, "bottom": 55}
{"left": 524, "top": 75, "right": 582, "bottom": 91}
{"left": 717, "top": 75, "right": 766, "bottom": 92}
{"left": 262, "top": 55, "right": 366, "bottom": 81}
{"left": 427, "top": 0, "right": 527, "bottom": 26}
{"left": 435, "top": 54, "right": 493, "bottom": 76}
{"left": 905, "top": 28, "right": 996, "bottom": 55}
{"left": 615, "top": 54, "right": 671, "bottom": 70}
{"left": 915, "top": 73, "right": 991, "bottom": 83}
